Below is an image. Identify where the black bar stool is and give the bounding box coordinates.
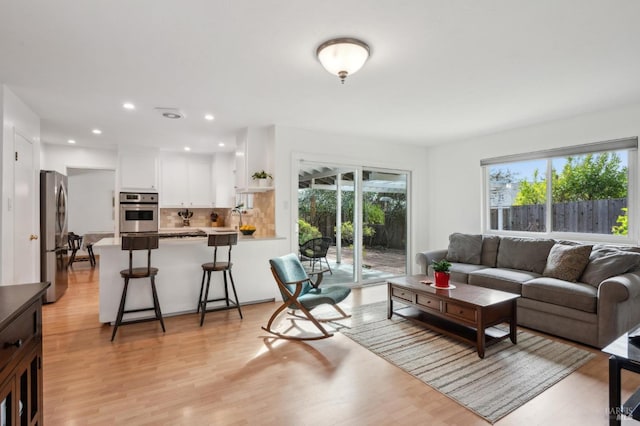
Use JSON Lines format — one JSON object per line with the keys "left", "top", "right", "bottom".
{"left": 111, "top": 234, "right": 165, "bottom": 341}
{"left": 197, "top": 233, "right": 243, "bottom": 326}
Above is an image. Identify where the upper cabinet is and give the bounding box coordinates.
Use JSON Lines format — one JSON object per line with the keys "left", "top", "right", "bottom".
{"left": 119, "top": 147, "right": 159, "bottom": 191}
{"left": 235, "top": 126, "right": 275, "bottom": 193}
{"left": 160, "top": 153, "right": 213, "bottom": 208}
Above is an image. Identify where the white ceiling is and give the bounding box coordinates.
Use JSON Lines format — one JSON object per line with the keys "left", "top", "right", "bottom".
{"left": 1, "top": 1, "right": 639, "bottom": 153}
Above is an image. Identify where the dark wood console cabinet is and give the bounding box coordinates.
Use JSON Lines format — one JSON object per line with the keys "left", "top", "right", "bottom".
{"left": 0, "top": 282, "right": 49, "bottom": 426}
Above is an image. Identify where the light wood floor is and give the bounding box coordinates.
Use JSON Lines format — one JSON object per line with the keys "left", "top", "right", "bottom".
{"left": 42, "top": 262, "right": 640, "bottom": 425}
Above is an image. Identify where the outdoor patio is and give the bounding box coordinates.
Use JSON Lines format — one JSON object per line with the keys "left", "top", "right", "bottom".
{"left": 302, "top": 245, "right": 407, "bottom": 286}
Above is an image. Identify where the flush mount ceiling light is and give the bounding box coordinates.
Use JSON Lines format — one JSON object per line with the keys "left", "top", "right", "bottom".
{"left": 91, "top": 129, "right": 102, "bottom": 135}
{"left": 316, "top": 37, "right": 370, "bottom": 84}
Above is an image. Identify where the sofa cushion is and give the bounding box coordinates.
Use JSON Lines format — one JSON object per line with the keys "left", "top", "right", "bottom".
{"left": 448, "top": 263, "right": 488, "bottom": 283}
{"left": 468, "top": 268, "right": 541, "bottom": 295}
{"left": 543, "top": 243, "right": 592, "bottom": 282}
{"left": 580, "top": 247, "right": 640, "bottom": 287}
{"left": 446, "top": 233, "right": 482, "bottom": 265}
{"left": 496, "top": 237, "right": 555, "bottom": 274}
{"left": 522, "top": 277, "right": 597, "bottom": 313}
{"left": 481, "top": 235, "right": 501, "bottom": 267}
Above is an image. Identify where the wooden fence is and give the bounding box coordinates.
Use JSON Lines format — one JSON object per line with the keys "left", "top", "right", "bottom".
{"left": 490, "top": 198, "right": 627, "bottom": 233}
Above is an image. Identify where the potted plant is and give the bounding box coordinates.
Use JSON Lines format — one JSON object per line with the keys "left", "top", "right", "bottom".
{"left": 251, "top": 170, "right": 273, "bottom": 187}
{"left": 431, "top": 259, "right": 452, "bottom": 288}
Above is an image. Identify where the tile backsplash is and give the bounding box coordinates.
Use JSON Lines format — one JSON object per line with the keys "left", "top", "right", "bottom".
{"left": 159, "top": 190, "right": 275, "bottom": 237}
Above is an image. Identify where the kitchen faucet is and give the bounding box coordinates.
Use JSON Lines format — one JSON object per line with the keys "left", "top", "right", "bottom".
{"left": 231, "top": 204, "right": 244, "bottom": 228}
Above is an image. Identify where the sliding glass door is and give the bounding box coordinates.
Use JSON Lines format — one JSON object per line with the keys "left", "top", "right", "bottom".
{"left": 361, "top": 169, "right": 408, "bottom": 282}
{"left": 298, "top": 161, "right": 408, "bottom": 286}
{"left": 298, "top": 164, "right": 357, "bottom": 284}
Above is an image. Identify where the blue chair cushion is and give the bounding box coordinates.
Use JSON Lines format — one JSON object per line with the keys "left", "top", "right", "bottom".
{"left": 298, "top": 286, "right": 351, "bottom": 310}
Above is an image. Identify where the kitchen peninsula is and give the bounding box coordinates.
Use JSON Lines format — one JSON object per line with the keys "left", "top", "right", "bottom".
{"left": 94, "top": 228, "right": 286, "bottom": 323}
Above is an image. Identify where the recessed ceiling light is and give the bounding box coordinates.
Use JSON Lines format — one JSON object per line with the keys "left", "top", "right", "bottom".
{"left": 154, "top": 108, "right": 184, "bottom": 119}
{"left": 204, "top": 114, "right": 214, "bottom": 121}
{"left": 123, "top": 102, "right": 135, "bottom": 110}
{"left": 184, "top": 147, "right": 191, "bottom": 152}
{"left": 92, "top": 129, "right": 102, "bottom": 135}
{"left": 218, "top": 142, "right": 225, "bottom": 147}
{"left": 68, "top": 139, "right": 76, "bottom": 144}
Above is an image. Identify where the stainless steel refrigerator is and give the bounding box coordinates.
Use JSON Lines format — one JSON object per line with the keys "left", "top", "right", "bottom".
{"left": 40, "top": 170, "right": 68, "bottom": 303}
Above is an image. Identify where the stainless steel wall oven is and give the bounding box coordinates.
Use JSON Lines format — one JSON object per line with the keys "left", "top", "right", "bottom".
{"left": 119, "top": 192, "right": 159, "bottom": 234}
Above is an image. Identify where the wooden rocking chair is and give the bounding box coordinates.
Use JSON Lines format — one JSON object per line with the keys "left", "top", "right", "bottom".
{"left": 262, "top": 253, "right": 351, "bottom": 340}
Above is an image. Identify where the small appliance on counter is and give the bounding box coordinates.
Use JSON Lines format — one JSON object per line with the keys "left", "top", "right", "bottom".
{"left": 178, "top": 209, "right": 194, "bottom": 227}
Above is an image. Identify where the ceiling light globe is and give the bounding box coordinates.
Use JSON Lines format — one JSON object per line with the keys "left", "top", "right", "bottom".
{"left": 317, "top": 38, "right": 370, "bottom": 83}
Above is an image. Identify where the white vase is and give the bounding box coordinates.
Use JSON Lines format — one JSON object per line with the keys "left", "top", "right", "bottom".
{"left": 258, "top": 178, "right": 269, "bottom": 187}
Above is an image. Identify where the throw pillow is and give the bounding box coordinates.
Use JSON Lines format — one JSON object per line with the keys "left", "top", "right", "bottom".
{"left": 580, "top": 247, "right": 640, "bottom": 287}
{"left": 481, "top": 235, "right": 500, "bottom": 267}
{"left": 543, "top": 243, "right": 593, "bottom": 282}
{"left": 446, "top": 233, "right": 482, "bottom": 265}
{"left": 496, "top": 237, "right": 555, "bottom": 274}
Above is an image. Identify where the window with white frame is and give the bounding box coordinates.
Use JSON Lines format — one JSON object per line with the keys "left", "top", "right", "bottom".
{"left": 482, "top": 138, "right": 637, "bottom": 239}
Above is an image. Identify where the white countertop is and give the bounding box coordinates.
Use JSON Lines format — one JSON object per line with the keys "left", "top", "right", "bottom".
{"left": 159, "top": 226, "right": 237, "bottom": 233}
{"left": 94, "top": 227, "right": 284, "bottom": 248}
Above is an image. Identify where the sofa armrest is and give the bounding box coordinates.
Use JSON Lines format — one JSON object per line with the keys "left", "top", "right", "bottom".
{"left": 597, "top": 271, "right": 640, "bottom": 347}
{"left": 598, "top": 272, "right": 640, "bottom": 304}
{"left": 415, "top": 249, "right": 448, "bottom": 275}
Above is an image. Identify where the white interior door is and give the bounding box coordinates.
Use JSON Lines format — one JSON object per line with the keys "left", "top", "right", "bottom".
{"left": 14, "top": 132, "right": 38, "bottom": 283}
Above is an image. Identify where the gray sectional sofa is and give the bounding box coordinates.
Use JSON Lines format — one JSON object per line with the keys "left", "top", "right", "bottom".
{"left": 416, "top": 233, "right": 640, "bottom": 348}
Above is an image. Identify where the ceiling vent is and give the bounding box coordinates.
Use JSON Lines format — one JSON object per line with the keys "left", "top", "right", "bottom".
{"left": 154, "top": 107, "right": 184, "bottom": 119}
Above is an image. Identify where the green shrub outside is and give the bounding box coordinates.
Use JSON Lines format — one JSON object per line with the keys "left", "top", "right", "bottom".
{"left": 612, "top": 207, "right": 628, "bottom": 236}
{"left": 298, "top": 219, "right": 322, "bottom": 244}
{"left": 337, "top": 221, "right": 375, "bottom": 243}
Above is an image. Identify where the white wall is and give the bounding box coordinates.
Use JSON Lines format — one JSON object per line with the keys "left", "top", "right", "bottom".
{"left": 40, "top": 143, "right": 117, "bottom": 173}
{"left": 273, "top": 126, "right": 429, "bottom": 275}
{"left": 1, "top": 85, "right": 41, "bottom": 284}
{"left": 425, "top": 102, "right": 640, "bottom": 250}
{"left": 67, "top": 169, "right": 116, "bottom": 235}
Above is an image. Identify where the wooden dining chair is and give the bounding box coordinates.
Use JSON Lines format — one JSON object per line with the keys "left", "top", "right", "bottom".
{"left": 67, "top": 232, "right": 83, "bottom": 267}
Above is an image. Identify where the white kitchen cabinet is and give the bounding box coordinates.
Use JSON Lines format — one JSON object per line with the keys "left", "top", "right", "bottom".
{"left": 160, "top": 155, "right": 187, "bottom": 206}
{"left": 187, "top": 156, "right": 213, "bottom": 207}
{"left": 160, "top": 153, "right": 212, "bottom": 208}
{"left": 119, "top": 148, "right": 158, "bottom": 191}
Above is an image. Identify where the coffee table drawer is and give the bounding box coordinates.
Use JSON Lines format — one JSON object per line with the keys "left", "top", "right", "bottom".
{"left": 392, "top": 287, "right": 415, "bottom": 303}
{"left": 417, "top": 294, "right": 441, "bottom": 313}
{"left": 445, "top": 302, "right": 477, "bottom": 322}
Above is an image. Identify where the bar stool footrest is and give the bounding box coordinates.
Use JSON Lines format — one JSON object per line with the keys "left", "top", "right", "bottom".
{"left": 200, "top": 300, "right": 241, "bottom": 313}
{"left": 116, "top": 315, "right": 164, "bottom": 327}
{"left": 123, "top": 307, "right": 158, "bottom": 315}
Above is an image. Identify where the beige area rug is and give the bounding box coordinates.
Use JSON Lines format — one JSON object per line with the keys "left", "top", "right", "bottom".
{"left": 337, "top": 301, "right": 595, "bottom": 424}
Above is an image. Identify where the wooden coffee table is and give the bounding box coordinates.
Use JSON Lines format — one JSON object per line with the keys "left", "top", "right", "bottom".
{"left": 387, "top": 275, "right": 520, "bottom": 358}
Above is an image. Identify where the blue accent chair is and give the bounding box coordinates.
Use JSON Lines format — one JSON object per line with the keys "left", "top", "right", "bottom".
{"left": 262, "top": 253, "right": 351, "bottom": 340}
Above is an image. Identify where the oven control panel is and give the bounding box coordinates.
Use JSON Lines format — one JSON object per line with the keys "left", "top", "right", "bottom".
{"left": 119, "top": 192, "right": 158, "bottom": 204}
